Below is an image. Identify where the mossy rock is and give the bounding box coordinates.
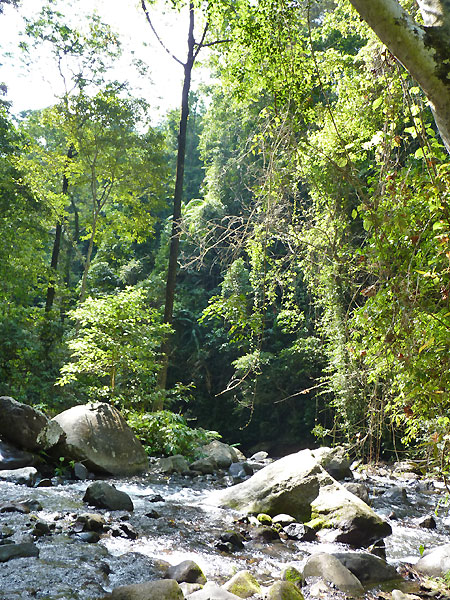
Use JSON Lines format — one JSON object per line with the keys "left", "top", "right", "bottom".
{"left": 223, "top": 570, "right": 261, "bottom": 598}
{"left": 267, "top": 580, "right": 304, "bottom": 599}
{"left": 281, "top": 566, "right": 303, "bottom": 587}
{"left": 257, "top": 513, "right": 273, "bottom": 524}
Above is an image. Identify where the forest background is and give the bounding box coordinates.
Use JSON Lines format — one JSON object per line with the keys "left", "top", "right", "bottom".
{"left": 1, "top": 0, "right": 449, "bottom": 471}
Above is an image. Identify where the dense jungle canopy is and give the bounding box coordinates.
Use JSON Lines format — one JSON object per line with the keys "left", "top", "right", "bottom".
{"left": 1, "top": 0, "right": 450, "bottom": 470}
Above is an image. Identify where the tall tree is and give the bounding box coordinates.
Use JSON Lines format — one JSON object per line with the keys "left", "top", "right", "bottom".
{"left": 348, "top": 0, "right": 450, "bottom": 152}
{"left": 141, "top": 0, "right": 212, "bottom": 397}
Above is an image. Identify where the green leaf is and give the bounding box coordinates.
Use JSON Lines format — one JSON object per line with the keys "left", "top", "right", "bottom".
{"left": 372, "top": 97, "right": 383, "bottom": 110}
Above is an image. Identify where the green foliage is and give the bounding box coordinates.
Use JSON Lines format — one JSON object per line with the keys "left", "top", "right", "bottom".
{"left": 126, "top": 409, "right": 220, "bottom": 457}
{"left": 57, "top": 287, "right": 172, "bottom": 408}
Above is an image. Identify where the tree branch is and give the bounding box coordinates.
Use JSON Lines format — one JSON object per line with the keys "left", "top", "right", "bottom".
{"left": 141, "top": 0, "right": 184, "bottom": 66}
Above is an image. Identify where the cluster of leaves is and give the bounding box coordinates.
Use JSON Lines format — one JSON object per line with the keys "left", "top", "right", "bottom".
{"left": 126, "top": 409, "right": 220, "bottom": 458}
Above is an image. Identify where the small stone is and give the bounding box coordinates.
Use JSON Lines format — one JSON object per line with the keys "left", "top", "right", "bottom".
{"left": 0, "top": 542, "right": 39, "bottom": 562}
{"left": 272, "top": 514, "right": 297, "bottom": 526}
{"left": 35, "top": 478, "right": 53, "bottom": 487}
{"left": 219, "top": 531, "right": 245, "bottom": 549}
{"left": 283, "top": 523, "right": 316, "bottom": 542}
{"left": 251, "top": 526, "right": 280, "bottom": 543}
{"left": 32, "top": 521, "right": 51, "bottom": 536}
{"left": 145, "top": 509, "right": 160, "bottom": 519}
{"left": 418, "top": 515, "right": 436, "bottom": 529}
{"left": 83, "top": 481, "right": 133, "bottom": 511}
{"left": 147, "top": 493, "right": 165, "bottom": 503}
{"left": 75, "top": 531, "right": 100, "bottom": 543}
{"left": 256, "top": 513, "right": 272, "bottom": 525}
{"left": 73, "top": 462, "right": 89, "bottom": 480}
{"left": 223, "top": 569, "right": 261, "bottom": 598}
{"left": 266, "top": 580, "right": 304, "bottom": 599}
{"left": 281, "top": 566, "right": 303, "bottom": 587}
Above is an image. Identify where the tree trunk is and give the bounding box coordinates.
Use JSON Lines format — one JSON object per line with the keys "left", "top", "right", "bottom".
{"left": 45, "top": 145, "right": 75, "bottom": 312}
{"left": 348, "top": 0, "right": 450, "bottom": 152}
{"left": 155, "top": 2, "right": 195, "bottom": 403}
{"left": 79, "top": 215, "right": 98, "bottom": 304}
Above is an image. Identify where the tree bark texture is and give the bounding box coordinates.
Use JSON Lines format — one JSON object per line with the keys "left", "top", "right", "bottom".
{"left": 45, "top": 145, "right": 75, "bottom": 313}
{"left": 348, "top": 0, "right": 450, "bottom": 152}
{"left": 156, "top": 2, "right": 195, "bottom": 398}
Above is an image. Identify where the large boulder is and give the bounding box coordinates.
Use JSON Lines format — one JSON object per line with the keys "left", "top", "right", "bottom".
{"left": 52, "top": 403, "right": 148, "bottom": 475}
{"left": 303, "top": 553, "right": 364, "bottom": 596}
{"left": 0, "top": 439, "right": 35, "bottom": 470}
{"left": 0, "top": 466, "right": 37, "bottom": 486}
{"left": 332, "top": 552, "right": 400, "bottom": 583}
{"left": 0, "top": 396, "right": 59, "bottom": 451}
{"left": 211, "top": 449, "right": 333, "bottom": 521}
{"left": 311, "top": 446, "right": 352, "bottom": 480}
{"left": 415, "top": 544, "right": 450, "bottom": 577}
{"left": 309, "top": 483, "right": 392, "bottom": 547}
{"left": 200, "top": 440, "right": 239, "bottom": 469}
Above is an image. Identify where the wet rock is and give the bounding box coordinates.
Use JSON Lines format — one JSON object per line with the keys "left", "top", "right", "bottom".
{"left": 256, "top": 513, "right": 272, "bottom": 524}
{"left": 190, "top": 457, "right": 217, "bottom": 474}
{"left": 251, "top": 525, "right": 280, "bottom": 542}
{"left": 219, "top": 530, "right": 245, "bottom": 549}
{"left": 229, "top": 462, "right": 253, "bottom": 479}
{"left": 200, "top": 440, "right": 239, "bottom": 469}
{"left": 74, "top": 513, "right": 106, "bottom": 532}
{"left": 0, "top": 439, "right": 35, "bottom": 469}
{"left": 303, "top": 553, "right": 364, "bottom": 596}
{"left": 145, "top": 509, "right": 160, "bottom": 519}
{"left": 343, "top": 482, "right": 370, "bottom": 505}
{"left": 156, "top": 455, "right": 190, "bottom": 475}
{"left": 146, "top": 493, "right": 165, "bottom": 503}
{"left": 35, "top": 478, "right": 53, "bottom": 487}
{"left": 165, "top": 559, "right": 207, "bottom": 584}
{"left": 0, "top": 526, "right": 14, "bottom": 539}
{"left": 415, "top": 543, "right": 450, "bottom": 577}
{"left": 186, "top": 581, "right": 241, "bottom": 599}
{"left": 418, "top": 515, "right": 437, "bottom": 529}
{"left": 103, "top": 579, "right": 184, "bottom": 599}
{"left": 272, "top": 513, "right": 296, "bottom": 526}
{"left": 331, "top": 551, "right": 400, "bottom": 583}
{"left": 223, "top": 569, "right": 261, "bottom": 598}
{"left": 73, "top": 462, "right": 89, "bottom": 480}
{"left": 249, "top": 451, "right": 268, "bottom": 461}
{"left": 311, "top": 446, "right": 353, "bottom": 480}
{"left": 52, "top": 402, "right": 148, "bottom": 476}
{"left": 75, "top": 531, "right": 100, "bottom": 543}
{"left": 383, "top": 486, "right": 409, "bottom": 504}
{"left": 310, "top": 483, "right": 392, "bottom": 547}
{"left": 0, "top": 501, "right": 31, "bottom": 514}
{"left": 0, "top": 466, "right": 37, "bottom": 486}
{"left": 283, "top": 522, "right": 316, "bottom": 542}
{"left": 83, "top": 481, "right": 134, "bottom": 511}
{"left": 0, "top": 542, "right": 39, "bottom": 562}
{"left": 368, "top": 539, "right": 387, "bottom": 560}
{"left": 110, "top": 523, "right": 138, "bottom": 540}
{"left": 32, "top": 520, "right": 52, "bottom": 537}
{"left": 0, "top": 396, "right": 51, "bottom": 450}
{"left": 267, "top": 581, "right": 305, "bottom": 599}
{"left": 281, "top": 565, "right": 303, "bottom": 587}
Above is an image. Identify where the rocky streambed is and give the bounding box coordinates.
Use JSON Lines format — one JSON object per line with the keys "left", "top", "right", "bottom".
{"left": 1, "top": 457, "right": 450, "bottom": 600}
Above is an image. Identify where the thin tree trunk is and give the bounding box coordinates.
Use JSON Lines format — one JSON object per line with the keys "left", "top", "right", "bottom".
{"left": 79, "top": 215, "right": 98, "bottom": 304}
{"left": 45, "top": 145, "right": 75, "bottom": 312}
{"left": 155, "top": 3, "right": 195, "bottom": 404}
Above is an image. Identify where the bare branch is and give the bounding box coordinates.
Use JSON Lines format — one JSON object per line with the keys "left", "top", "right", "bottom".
{"left": 141, "top": 0, "right": 183, "bottom": 66}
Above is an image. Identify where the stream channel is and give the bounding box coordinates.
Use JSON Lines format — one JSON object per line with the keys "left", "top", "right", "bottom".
{"left": 1, "top": 462, "right": 450, "bottom": 599}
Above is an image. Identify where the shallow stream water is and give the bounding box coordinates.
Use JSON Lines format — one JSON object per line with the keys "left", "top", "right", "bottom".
{"left": 1, "top": 465, "right": 450, "bottom": 599}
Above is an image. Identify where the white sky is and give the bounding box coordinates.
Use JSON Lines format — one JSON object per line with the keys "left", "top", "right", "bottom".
{"left": 0, "top": 0, "right": 210, "bottom": 120}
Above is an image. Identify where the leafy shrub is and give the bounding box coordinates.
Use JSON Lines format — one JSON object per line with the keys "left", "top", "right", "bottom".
{"left": 126, "top": 409, "right": 220, "bottom": 458}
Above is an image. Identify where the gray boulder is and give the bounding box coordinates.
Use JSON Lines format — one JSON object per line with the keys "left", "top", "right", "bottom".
{"left": 83, "top": 481, "right": 134, "bottom": 511}
{"left": 343, "top": 482, "right": 370, "bottom": 504}
{"left": 103, "top": 579, "right": 184, "bottom": 600}
{"left": 52, "top": 403, "right": 148, "bottom": 476}
{"left": 0, "top": 542, "right": 39, "bottom": 562}
{"left": 311, "top": 446, "right": 352, "bottom": 480}
{"left": 310, "top": 482, "right": 392, "bottom": 547}
{"left": 303, "top": 553, "right": 364, "bottom": 596}
{"left": 0, "top": 466, "right": 37, "bottom": 486}
{"left": 415, "top": 543, "right": 450, "bottom": 577}
{"left": 201, "top": 440, "right": 239, "bottom": 469}
{"left": 229, "top": 462, "right": 253, "bottom": 479}
{"left": 190, "top": 457, "right": 217, "bottom": 474}
{"left": 211, "top": 449, "right": 332, "bottom": 521}
{"left": 0, "top": 439, "right": 35, "bottom": 470}
{"left": 156, "top": 455, "right": 190, "bottom": 475}
{"left": 332, "top": 552, "right": 400, "bottom": 583}
{"left": 165, "top": 560, "right": 206, "bottom": 584}
{"left": 0, "top": 396, "right": 53, "bottom": 450}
